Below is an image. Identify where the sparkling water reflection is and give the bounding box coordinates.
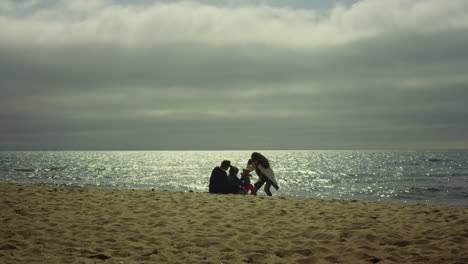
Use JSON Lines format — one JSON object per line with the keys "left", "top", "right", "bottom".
{"left": 0, "top": 150, "right": 467, "bottom": 207}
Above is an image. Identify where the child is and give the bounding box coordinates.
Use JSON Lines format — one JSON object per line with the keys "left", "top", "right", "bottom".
{"left": 240, "top": 169, "right": 257, "bottom": 195}
{"left": 227, "top": 166, "right": 246, "bottom": 194}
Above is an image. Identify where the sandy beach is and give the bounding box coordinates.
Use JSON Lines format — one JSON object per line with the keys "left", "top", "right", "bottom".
{"left": 1, "top": 182, "right": 467, "bottom": 264}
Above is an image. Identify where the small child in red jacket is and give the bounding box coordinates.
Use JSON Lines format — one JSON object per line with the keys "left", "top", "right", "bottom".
{"left": 240, "top": 169, "right": 257, "bottom": 195}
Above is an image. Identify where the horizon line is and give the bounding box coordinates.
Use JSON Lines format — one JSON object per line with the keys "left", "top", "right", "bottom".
{"left": 1, "top": 149, "right": 468, "bottom": 152}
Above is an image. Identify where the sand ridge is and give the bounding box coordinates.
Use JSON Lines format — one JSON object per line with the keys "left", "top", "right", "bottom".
{"left": 1, "top": 182, "right": 467, "bottom": 263}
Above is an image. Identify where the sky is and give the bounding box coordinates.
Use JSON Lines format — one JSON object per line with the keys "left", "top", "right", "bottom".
{"left": 1, "top": 0, "right": 468, "bottom": 150}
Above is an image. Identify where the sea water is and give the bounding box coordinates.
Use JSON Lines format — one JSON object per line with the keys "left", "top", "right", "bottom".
{"left": 1, "top": 150, "right": 467, "bottom": 207}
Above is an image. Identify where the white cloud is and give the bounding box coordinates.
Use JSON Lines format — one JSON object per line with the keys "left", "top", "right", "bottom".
{"left": 2, "top": 0, "right": 467, "bottom": 48}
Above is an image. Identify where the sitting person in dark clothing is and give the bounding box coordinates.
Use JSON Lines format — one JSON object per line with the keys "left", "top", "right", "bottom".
{"left": 226, "top": 166, "right": 246, "bottom": 194}
{"left": 209, "top": 160, "right": 231, "bottom": 194}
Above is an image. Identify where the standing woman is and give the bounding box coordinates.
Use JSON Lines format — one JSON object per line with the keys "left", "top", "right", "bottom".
{"left": 248, "top": 152, "right": 279, "bottom": 196}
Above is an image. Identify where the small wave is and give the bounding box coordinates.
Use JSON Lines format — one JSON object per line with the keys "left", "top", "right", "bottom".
{"left": 329, "top": 178, "right": 342, "bottom": 184}
{"left": 12, "top": 167, "right": 70, "bottom": 172}
{"left": 454, "top": 192, "right": 468, "bottom": 199}
{"left": 13, "top": 168, "right": 35, "bottom": 172}
{"left": 426, "top": 158, "right": 454, "bottom": 163}
{"left": 451, "top": 173, "right": 468, "bottom": 177}
{"left": 405, "top": 185, "right": 467, "bottom": 196}
{"left": 407, "top": 187, "right": 443, "bottom": 194}
{"left": 48, "top": 167, "right": 68, "bottom": 171}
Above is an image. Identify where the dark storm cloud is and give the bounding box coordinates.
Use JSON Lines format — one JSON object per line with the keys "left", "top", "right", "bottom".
{"left": 1, "top": 0, "right": 468, "bottom": 150}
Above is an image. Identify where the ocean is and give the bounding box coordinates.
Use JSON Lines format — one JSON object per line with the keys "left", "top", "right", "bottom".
{"left": 1, "top": 150, "right": 467, "bottom": 207}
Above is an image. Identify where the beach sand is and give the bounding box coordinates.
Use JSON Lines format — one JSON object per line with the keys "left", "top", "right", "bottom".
{"left": 1, "top": 182, "right": 467, "bottom": 264}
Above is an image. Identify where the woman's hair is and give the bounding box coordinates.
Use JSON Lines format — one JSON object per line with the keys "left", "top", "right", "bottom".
{"left": 229, "top": 166, "right": 239, "bottom": 176}
{"left": 251, "top": 152, "right": 270, "bottom": 169}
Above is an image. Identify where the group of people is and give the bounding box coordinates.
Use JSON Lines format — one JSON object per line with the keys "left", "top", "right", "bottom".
{"left": 208, "top": 152, "right": 279, "bottom": 196}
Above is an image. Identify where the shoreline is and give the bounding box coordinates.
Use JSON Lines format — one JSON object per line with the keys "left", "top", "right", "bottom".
{"left": 1, "top": 182, "right": 467, "bottom": 263}
{"left": 3, "top": 180, "right": 465, "bottom": 208}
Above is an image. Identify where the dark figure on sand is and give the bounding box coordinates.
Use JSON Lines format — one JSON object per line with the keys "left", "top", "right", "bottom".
{"left": 226, "top": 166, "right": 246, "bottom": 194}
{"left": 209, "top": 160, "right": 231, "bottom": 194}
{"left": 240, "top": 169, "right": 257, "bottom": 195}
{"left": 248, "top": 152, "right": 279, "bottom": 196}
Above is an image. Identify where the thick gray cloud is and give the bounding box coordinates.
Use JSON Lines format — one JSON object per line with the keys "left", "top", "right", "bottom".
{"left": 1, "top": 0, "right": 468, "bottom": 150}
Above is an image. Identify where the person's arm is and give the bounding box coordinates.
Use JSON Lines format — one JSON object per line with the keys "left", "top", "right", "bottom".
{"left": 228, "top": 176, "right": 244, "bottom": 186}
{"left": 246, "top": 163, "right": 256, "bottom": 172}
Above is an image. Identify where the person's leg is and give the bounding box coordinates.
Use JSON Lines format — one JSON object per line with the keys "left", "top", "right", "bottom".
{"left": 245, "top": 184, "right": 257, "bottom": 195}
{"left": 264, "top": 182, "right": 272, "bottom": 196}
{"left": 254, "top": 179, "right": 265, "bottom": 191}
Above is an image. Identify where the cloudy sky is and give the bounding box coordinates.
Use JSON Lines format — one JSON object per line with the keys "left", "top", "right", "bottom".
{"left": 1, "top": 0, "right": 468, "bottom": 150}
